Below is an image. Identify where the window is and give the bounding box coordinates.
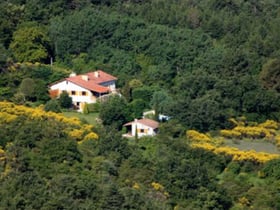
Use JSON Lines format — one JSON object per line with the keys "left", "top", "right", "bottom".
{"left": 140, "top": 129, "right": 145, "bottom": 133}
{"left": 81, "top": 91, "right": 87, "bottom": 96}
{"left": 71, "top": 91, "right": 76, "bottom": 95}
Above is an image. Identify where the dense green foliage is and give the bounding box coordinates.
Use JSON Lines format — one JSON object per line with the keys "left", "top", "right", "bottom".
{"left": 0, "top": 103, "right": 229, "bottom": 209}
{"left": 1, "top": 0, "right": 280, "bottom": 131}
{"left": 99, "top": 95, "right": 131, "bottom": 129}
{"left": 1, "top": 103, "right": 280, "bottom": 209}
{"left": 59, "top": 91, "right": 73, "bottom": 109}
{"left": 1, "top": 1, "right": 280, "bottom": 209}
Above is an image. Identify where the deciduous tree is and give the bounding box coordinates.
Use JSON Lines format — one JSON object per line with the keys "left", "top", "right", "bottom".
{"left": 9, "top": 24, "right": 51, "bottom": 63}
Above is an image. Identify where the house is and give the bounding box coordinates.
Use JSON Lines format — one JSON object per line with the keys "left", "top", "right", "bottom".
{"left": 123, "top": 118, "right": 159, "bottom": 138}
{"left": 49, "top": 70, "right": 117, "bottom": 111}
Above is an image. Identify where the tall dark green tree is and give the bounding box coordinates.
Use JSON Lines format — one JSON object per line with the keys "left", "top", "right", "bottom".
{"left": 260, "top": 58, "right": 280, "bottom": 92}
{"left": 58, "top": 91, "right": 72, "bottom": 108}
{"left": 99, "top": 95, "right": 130, "bottom": 129}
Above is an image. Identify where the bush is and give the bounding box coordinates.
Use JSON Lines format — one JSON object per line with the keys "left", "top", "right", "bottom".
{"left": 220, "top": 129, "right": 242, "bottom": 139}
{"left": 82, "top": 103, "right": 89, "bottom": 114}
{"left": 59, "top": 91, "right": 72, "bottom": 108}
{"left": 88, "top": 102, "right": 100, "bottom": 113}
{"left": 261, "top": 159, "right": 280, "bottom": 179}
{"left": 227, "top": 161, "right": 241, "bottom": 174}
{"left": 44, "top": 99, "right": 61, "bottom": 113}
{"left": 186, "top": 130, "right": 212, "bottom": 142}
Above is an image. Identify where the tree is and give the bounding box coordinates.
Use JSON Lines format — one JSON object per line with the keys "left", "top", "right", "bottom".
{"left": 129, "top": 99, "right": 146, "bottom": 119}
{"left": 18, "top": 78, "right": 35, "bottom": 101}
{"left": 44, "top": 99, "right": 61, "bottom": 113}
{"left": 131, "top": 86, "right": 154, "bottom": 107}
{"left": 99, "top": 95, "right": 130, "bottom": 129}
{"left": 0, "top": 2, "right": 24, "bottom": 48}
{"left": 260, "top": 58, "right": 280, "bottom": 92}
{"left": 58, "top": 91, "right": 72, "bottom": 109}
{"left": 0, "top": 44, "right": 9, "bottom": 71}
{"left": 9, "top": 24, "right": 51, "bottom": 63}
{"left": 150, "top": 90, "right": 172, "bottom": 120}
{"left": 33, "top": 79, "right": 50, "bottom": 103}
{"left": 99, "top": 184, "right": 125, "bottom": 210}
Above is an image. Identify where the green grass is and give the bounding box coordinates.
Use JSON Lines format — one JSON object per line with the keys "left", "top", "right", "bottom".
{"left": 224, "top": 139, "right": 280, "bottom": 154}
{"left": 62, "top": 111, "right": 100, "bottom": 126}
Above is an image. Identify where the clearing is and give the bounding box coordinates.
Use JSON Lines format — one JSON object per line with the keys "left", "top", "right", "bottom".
{"left": 62, "top": 111, "right": 100, "bottom": 126}
{"left": 224, "top": 139, "right": 280, "bottom": 154}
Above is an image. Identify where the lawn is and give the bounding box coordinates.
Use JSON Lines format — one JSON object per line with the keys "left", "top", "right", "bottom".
{"left": 224, "top": 139, "right": 280, "bottom": 154}
{"left": 62, "top": 111, "right": 100, "bottom": 126}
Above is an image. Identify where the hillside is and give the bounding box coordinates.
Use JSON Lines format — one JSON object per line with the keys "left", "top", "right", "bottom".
{"left": 1, "top": 0, "right": 280, "bottom": 209}
{"left": 0, "top": 102, "right": 280, "bottom": 209}
{"left": 1, "top": 0, "right": 280, "bottom": 131}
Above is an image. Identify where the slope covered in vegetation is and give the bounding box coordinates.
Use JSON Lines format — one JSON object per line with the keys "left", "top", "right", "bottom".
{"left": 0, "top": 103, "right": 280, "bottom": 209}
{"left": 1, "top": 0, "right": 280, "bottom": 131}
{"left": 1, "top": 0, "right": 280, "bottom": 209}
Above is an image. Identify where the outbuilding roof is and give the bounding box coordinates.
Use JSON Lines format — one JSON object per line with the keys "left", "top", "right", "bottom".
{"left": 124, "top": 119, "right": 159, "bottom": 129}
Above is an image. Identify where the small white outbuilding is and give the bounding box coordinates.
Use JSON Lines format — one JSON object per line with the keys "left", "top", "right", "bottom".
{"left": 123, "top": 118, "right": 159, "bottom": 138}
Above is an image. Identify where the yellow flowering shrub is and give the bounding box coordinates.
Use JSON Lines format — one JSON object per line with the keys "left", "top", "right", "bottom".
{"left": 220, "top": 129, "right": 242, "bottom": 139}
{"left": 234, "top": 126, "right": 260, "bottom": 138}
{"left": 186, "top": 130, "right": 211, "bottom": 142}
{"left": 258, "top": 120, "right": 279, "bottom": 130}
{"left": 229, "top": 118, "right": 240, "bottom": 126}
{"left": 68, "top": 129, "right": 85, "bottom": 141}
{"left": 0, "top": 102, "right": 98, "bottom": 143}
{"left": 238, "top": 196, "right": 250, "bottom": 206}
{"left": 164, "top": 191, "right": 169, "bottom": 197}
{"left": 229, "top": 117, "right": 246, "bottom": 126}
{"left": 189, "top": 119, "right": 280, "bottom": 163}
{"left": 133, "top": 182, "right": 140, "bottom": 190}
{"left": 220, "top": 118, "right": 278, "bottom": 140}
{"left": 83, "top": 132, "right": 98, "bottom": 141}
{"left": 191, "top": 142, "right": 279, "bottom": 163}
{"left": 151, "top": 182, "right": 164, "bottom": 191}
{"left": 0, "top": 112, "right": 17, "bottom": 123}
{"left": 0, "top": 148, "right": 5, "bottom": 162}
{"left": 0, "top": 102, "right": 82, "bottom": 128}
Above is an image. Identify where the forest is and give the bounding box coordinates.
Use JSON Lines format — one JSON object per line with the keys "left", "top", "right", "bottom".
{"left": 1, "top": 0, "right": 280, "bottom": 209}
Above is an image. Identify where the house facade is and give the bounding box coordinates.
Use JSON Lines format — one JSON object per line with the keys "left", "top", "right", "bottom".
{"left": 123, "top": 119, "right": 159, "bottom": 138}
{"left": 49, "top": 70, "right": 117, "bottom": 111}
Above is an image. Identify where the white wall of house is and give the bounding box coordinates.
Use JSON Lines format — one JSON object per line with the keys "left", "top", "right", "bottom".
{"left": 130, "top": 122, "right": 156, "bottom": 137}
{"left": 50, "top": 81, "right": 96, "bottom": 110}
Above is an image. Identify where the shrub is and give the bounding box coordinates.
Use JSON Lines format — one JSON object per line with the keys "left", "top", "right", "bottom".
{"left": 88, "top": 102, "right": 100, "bottom": 113}
{"left": 227, "top": 161, "right": 241, "bottom": 174}
{"left": 59, "top": 91, "right": 72, "bottom": 108}
{"left": 186, "top": 130, "right": 211, "bottom": 142}
{"left": 44, "top": 99, "right": 61, "bottom": 113}
{"left": 261, "top": 159, "right": 280, "bottom": 179}
{"left": 220, "top": 129, "right": 242, "bottom": 139}
{"left": 82, "top": 103, "right": 89, "bottom": 114}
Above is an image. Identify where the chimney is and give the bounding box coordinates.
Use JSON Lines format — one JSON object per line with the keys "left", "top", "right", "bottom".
{"left": 94, "top": 71, "right": 99, "bottom": 78}
{"left": 69, "top": 72, "right": 76, "bottom": 77}
{"left": 81, "top": 75, "right": 89, "bottom": 81}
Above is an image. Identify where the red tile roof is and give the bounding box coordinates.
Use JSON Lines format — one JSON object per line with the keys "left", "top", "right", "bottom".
{"left": 124, "top": 119, "right": 159, "bottom": 129}
{"left": 65, "top": 70, "right": 117, "bottom": 93}
{"left": 87, "top": 70, "right": 117, "bottom": 83}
